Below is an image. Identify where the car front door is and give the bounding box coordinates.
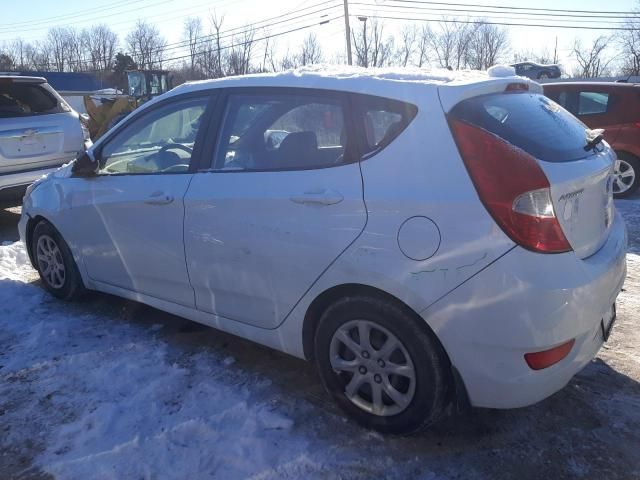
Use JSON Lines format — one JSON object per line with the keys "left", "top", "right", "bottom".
{"left": 69, "top": 93, "right": 213, "bottom": 307}
{"left": 183, "top": 88, "right": 367, "bottom": 329}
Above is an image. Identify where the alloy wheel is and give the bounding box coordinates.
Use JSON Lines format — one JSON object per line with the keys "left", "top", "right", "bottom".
{"left": 613, "top": 158, "right": 636, "bottom": 195}
{"left": 36, "top": 234, "right": 66, "bottom": 289}
{"left": 329, "top": 319, "right": 416, "bottom": 416}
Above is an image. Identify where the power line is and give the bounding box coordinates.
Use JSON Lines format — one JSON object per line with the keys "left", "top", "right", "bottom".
{"left": 0, "top": 0, "right": 176, "bottom": 32}
{"left": 30, "top": 14, "right": 340, "bottom": 71}
{"left": 367, "top": 0, "right": 636, "bottom": 21}
{"left": 383, "top": 0, "right": 639, "bottom": 16}
{"left": 348, "top": 12, "right": 638, "bottom": 31}
{"left": 140, "top": 2, "right": 341, "bottom": 58}
{"left": 350, "top": 2, "right": 632, "bottom": 26}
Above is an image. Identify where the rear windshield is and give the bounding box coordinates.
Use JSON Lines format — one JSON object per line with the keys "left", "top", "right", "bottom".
{"left": 0, "top": 81, "right": 64, "bottom": 118}
{"left": 449, "top": 92, "right": 590, "bottom": 163}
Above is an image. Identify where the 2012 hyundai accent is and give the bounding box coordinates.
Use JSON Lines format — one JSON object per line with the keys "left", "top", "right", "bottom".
{"left": 19, "top": 67, "right": 627, "bottom": 434}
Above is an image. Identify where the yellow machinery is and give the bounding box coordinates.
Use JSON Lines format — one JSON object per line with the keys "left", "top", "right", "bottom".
{"left": 83, "top": 70, "right": 171, "bottom": 139}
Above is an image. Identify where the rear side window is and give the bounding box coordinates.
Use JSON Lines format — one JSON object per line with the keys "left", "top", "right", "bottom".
{"left": 0, "top": 81, "right": 65, "bottom": 118}
{"left": 449, "top": 92, "right": 590, "bottom": 163}
{"left": 578, "top": 91, "right": 610, "bottom": 115}
{"left": 355, "top": 94, "right": 418, "bottom": 156}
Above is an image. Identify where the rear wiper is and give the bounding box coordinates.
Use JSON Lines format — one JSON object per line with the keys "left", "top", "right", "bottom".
{"left": 584, "top": 128, "right": 605, "bottom": 152}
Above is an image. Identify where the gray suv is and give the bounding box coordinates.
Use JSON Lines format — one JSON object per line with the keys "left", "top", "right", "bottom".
{"left": 511, "top": 62, "right": 562, "bottom": 80}
{"left": 0, "top": 76, "right": 90, "bottom": 205}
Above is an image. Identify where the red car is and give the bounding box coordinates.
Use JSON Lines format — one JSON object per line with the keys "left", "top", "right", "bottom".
{"left": 544, "top": 82, "right": 640, "bottom": 197}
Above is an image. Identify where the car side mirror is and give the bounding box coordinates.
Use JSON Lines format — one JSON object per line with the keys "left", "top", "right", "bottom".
{"left": 72, "top": 150, "right": 99, "bottom": 177}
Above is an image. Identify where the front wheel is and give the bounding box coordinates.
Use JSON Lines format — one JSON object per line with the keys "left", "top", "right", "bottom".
{"left": 613, "top": 153, "right": 639, "bottom": 198}
{"left": 31, "top": 221, "right": 85, "bottom": 300}
{"left": 314, "top": 296, "right": 451, "bottom": 435}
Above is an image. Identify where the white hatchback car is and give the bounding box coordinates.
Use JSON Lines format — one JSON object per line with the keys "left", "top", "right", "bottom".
{"left": 19, "top": 67, "right": 627, "bottom": 434}
{"left": 1, "top": 76, "right": 90, "bottom": 205}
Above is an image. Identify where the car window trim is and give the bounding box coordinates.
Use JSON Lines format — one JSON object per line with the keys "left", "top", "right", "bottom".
{"left": 197, "top": 86, "right": 361, "bottom": 174}
{"left": 92, "top": 91, "right": 217, "bottom": 177}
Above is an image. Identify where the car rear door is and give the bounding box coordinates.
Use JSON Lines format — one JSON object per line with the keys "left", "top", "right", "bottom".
{"left": 183, "top": 88, "right": 367, "bottom": 329}
{"left": 0, "top": 78, "right": 83, "bottom": 175}
{"left": 68, "top": 93, "right": 213, "bottom": 307}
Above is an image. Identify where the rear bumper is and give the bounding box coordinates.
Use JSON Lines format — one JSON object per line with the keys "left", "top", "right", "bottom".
{"left": 0, "top": 165, "right": 63, "bottom": 192}
{"left": 424, "top": 210, "right": 627, "bottom": 409}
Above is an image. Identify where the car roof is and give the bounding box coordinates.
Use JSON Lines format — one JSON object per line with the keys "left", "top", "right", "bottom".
{"left": 0, "top": 75, "right": 47, "bottom": 84}
{"left": 168, "top": 65, "right": 511, "bottom": 100}
{"left": 544, "top": 81, "right": 639, "bottom": 89}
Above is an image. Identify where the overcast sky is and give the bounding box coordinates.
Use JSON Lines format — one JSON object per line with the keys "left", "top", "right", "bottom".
{"left": 1, "top": 0, "right": 638, "bottom": 70}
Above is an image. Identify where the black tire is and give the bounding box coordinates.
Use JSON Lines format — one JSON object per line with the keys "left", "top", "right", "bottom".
{"left": 31, "top": 220, "right": 85, "bottom": 301}
{"left": 613, "top": 152, "right": 640, "bottom": 199}
{"left": 314, "top": 296, "right": 451, "bottom": 435}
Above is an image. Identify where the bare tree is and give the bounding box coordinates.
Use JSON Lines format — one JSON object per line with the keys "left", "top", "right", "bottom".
{"left": 126, "top": 20, "right": 167, "bottom": 70}
{"left": 352, "top": 19, "right": 394, "bottom": 68}
{"left": 617, "top": 8, "right": 640, "bottom": 76}
{"left": 397, "top": 25, "right": 418, "bottom": 67}
{"left": 82, "top": 25, "right": 118, "bottom": 72}
{"left": 183, "top": 17, "right": 202, "bottom": 75}
{"left": 198, "top": 14, "right": 225, "bottom": 78}
{"left": 513, "top": 48, "right": 554, "bottom": 65}
{"left": 46, "top": 27, "right": 77, "bottom": 71}
{"left": 466, "top": 22, "right": 509, "bottom": 70}
{"left": 427, "top": 20, "right": 477, "bottom": 70}
{"left": 226, "top": 28, "right": 255, "bottom": 76}
{"left": 6, "top": 39, "right": 30, "bottom": 70}
{"left": 298, "top": 33, "right": 322, "bottom": 66}
{"left": 573, "top": 36, "right": 615, "bottom": 78}
{"left": 416, "top": 25, "right": 431, "bottom": 67}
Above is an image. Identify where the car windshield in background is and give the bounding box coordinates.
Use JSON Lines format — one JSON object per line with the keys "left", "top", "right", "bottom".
{"left": 450, "top": 92, "right": 590, "bottom": 163}
{"left": 0, "top": 82, "right": 62, "bottom": 118}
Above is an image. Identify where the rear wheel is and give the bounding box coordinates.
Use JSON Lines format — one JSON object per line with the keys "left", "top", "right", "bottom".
{"left": 31, "top": 220, "right": 84, "bottom": 300}
{"left": 314, "top": 296, "right": 450, "bottom": 435}
{"left": 612, "top": 152, "right": 639, "bottom": 198}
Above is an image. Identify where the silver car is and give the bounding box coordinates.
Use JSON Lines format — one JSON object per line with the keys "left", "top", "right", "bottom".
{"left": 0, "top": 75, "right": 90, "bottom": 205}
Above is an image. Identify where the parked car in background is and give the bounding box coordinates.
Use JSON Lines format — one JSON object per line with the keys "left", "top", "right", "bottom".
{"left": 512, "top": 62, "right": 562, "bottom": 80}
{"left": 0, "top": 76, "right": 90, "bottom": 206}
{"left": 544, "top": 82, "right": 640, "bottom": 198}
{"left": 20, "top": 69, "right": 626, "bottom": 434}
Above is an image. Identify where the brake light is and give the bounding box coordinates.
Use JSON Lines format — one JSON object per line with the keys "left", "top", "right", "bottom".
{"left": 449, "top": 119, "right": 572, "bottom": 253}
{"left": 505, "top": 83, "right": 528, "bottom": 92}
{"left": 525, "top": 339, "right": 575, "bottom": 370}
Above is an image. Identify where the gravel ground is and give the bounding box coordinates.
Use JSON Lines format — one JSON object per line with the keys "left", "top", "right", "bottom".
{"left": 1, "top": 198, "right": 639, "bottom": 480}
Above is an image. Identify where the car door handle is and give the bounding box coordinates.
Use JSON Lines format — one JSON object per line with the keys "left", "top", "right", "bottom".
{"left": 144, "top": 192, "right": 174, "bottom": 205}
{"left": 290, "top": 190, "right": 344, "bottom": 205}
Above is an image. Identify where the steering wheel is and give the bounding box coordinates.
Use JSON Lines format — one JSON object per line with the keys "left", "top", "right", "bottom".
{"left": 158, "top": 143, "right": 193, "bottom": 155}
{"left": 161, "top": 164, "right": 190, "bottom": 173}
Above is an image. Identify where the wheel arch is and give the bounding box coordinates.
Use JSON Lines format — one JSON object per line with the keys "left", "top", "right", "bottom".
{"left": 25, "top": 214, "right": 51, "bottom": 268}
{"left": 302, "top": 283, "right": 446, "bottom": 362}
{"left": 302, "top": 282, "right": 468, "bottom": 411}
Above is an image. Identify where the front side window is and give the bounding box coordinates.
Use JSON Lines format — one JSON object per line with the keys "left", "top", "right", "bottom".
{"left": 578, "top": 91, "right": 610, "bottom": 115}
{"left": 99, "top": 96, "right": 208, "bottom": 175}
{"left": 214, "top": 93, "right": 349, "bottom": 171}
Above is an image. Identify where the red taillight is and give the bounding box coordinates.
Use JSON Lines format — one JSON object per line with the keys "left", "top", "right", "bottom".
{"left": 449, "top": 119, "right": 572, "bottom": 253}
{"left": 505, "top": 83, "right": 529, "bottom": 92}
{"left": 525, "top": 339, "right": 575, "bottom": 370}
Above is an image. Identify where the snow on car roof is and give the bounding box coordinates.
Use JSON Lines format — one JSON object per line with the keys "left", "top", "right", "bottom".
{"left": 172, "top": 64, "right": 511, "bottom": 98}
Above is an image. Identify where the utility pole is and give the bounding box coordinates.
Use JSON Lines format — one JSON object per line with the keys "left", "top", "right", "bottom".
{"left": 343, "top": 0, "right": 353, "bottom": 65}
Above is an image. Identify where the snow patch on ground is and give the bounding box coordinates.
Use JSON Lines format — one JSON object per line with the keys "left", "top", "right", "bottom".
{"left": 1, "top": 197, "right": 639, "bottom": 479}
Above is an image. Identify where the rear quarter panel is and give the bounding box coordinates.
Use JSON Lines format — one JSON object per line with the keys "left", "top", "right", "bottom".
{"left": 277, "top": 84, "right": 516, "bottom": 357}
